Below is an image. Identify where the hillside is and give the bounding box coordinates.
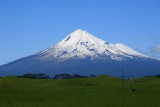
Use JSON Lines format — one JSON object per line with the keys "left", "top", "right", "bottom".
{"left": 1, "top": 29, "right": 160, "bottom": 78}
{"left": 0, "top": 75, "right": 160, "bottom": 107}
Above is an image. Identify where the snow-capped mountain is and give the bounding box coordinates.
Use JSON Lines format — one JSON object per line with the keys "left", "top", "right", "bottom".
{"left": 0, "top": 29, "right": 160, "bottom": 78}
{"left": 36, "top": 29, "right": 148, "bottom": 60}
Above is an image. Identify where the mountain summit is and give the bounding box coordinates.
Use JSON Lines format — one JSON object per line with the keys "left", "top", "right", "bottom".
{"left": 37, "top": 29, "right": 148, "bottom": 60}
{"left": 0, "top": 29, "right": 160, "bottom": 78}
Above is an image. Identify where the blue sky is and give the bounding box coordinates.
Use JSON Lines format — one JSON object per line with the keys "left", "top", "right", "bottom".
{"left": 0, "top": 0, "right": 160, "bottom": 65}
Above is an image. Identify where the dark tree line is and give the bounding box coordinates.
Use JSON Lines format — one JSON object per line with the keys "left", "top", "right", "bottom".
{"left": 155, "top": 74, "right": 160, "bottom": 78}
{"left": 17, "top": 73, "right": 49, "bottom": 79}
{"left": 53, "top": 73, "right": 96, "bottom": 79}
{"left": 17, "top": 73, "right": 96, "bottom": 79}
{"left": 53, "top": 73, "right": 72, "bottom": 79}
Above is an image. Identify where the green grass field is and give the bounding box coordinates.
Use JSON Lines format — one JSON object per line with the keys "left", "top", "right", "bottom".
{"left": 0, "top": 75, "right": 160, "bottom": 107}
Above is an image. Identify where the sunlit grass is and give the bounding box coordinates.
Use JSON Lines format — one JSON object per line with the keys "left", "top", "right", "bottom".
{"left": 0, "top": 75, "right": 160, "bottom": 107}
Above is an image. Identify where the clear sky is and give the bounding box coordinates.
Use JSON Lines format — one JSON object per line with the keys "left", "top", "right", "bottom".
{"left": 0, "top": 0, "right": 160, "bottom": 65}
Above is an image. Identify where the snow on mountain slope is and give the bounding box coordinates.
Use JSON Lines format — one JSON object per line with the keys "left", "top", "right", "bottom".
{"left": 36, "top": 29, "right": 148, "bottom": 60}
{"left": 0, "top": 29, "right": 160, "bottom": 78}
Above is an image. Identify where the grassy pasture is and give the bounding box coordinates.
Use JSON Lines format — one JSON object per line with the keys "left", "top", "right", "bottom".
{"left": 0, "top": 75, "right": 160, "bottom": 107}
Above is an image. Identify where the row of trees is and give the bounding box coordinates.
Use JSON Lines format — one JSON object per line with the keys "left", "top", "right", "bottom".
{"left": 17, "top": 73, "right": 96, "bottom": 79}
{"left": 17, "top": 73, "right": 49, "bottom": 79}
{"left": 53, "top": 74, "right": 96, "bottom": 79}
{"left": 155, "top": 74, "right": 160, "bottom": 78}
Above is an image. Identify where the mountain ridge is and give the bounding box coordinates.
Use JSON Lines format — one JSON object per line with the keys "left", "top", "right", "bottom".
{"left": 0, "top": 29, "right": 159, "bottom": 78}
{"left": 35, "top": 29, "right": 149, "bottom": 61}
